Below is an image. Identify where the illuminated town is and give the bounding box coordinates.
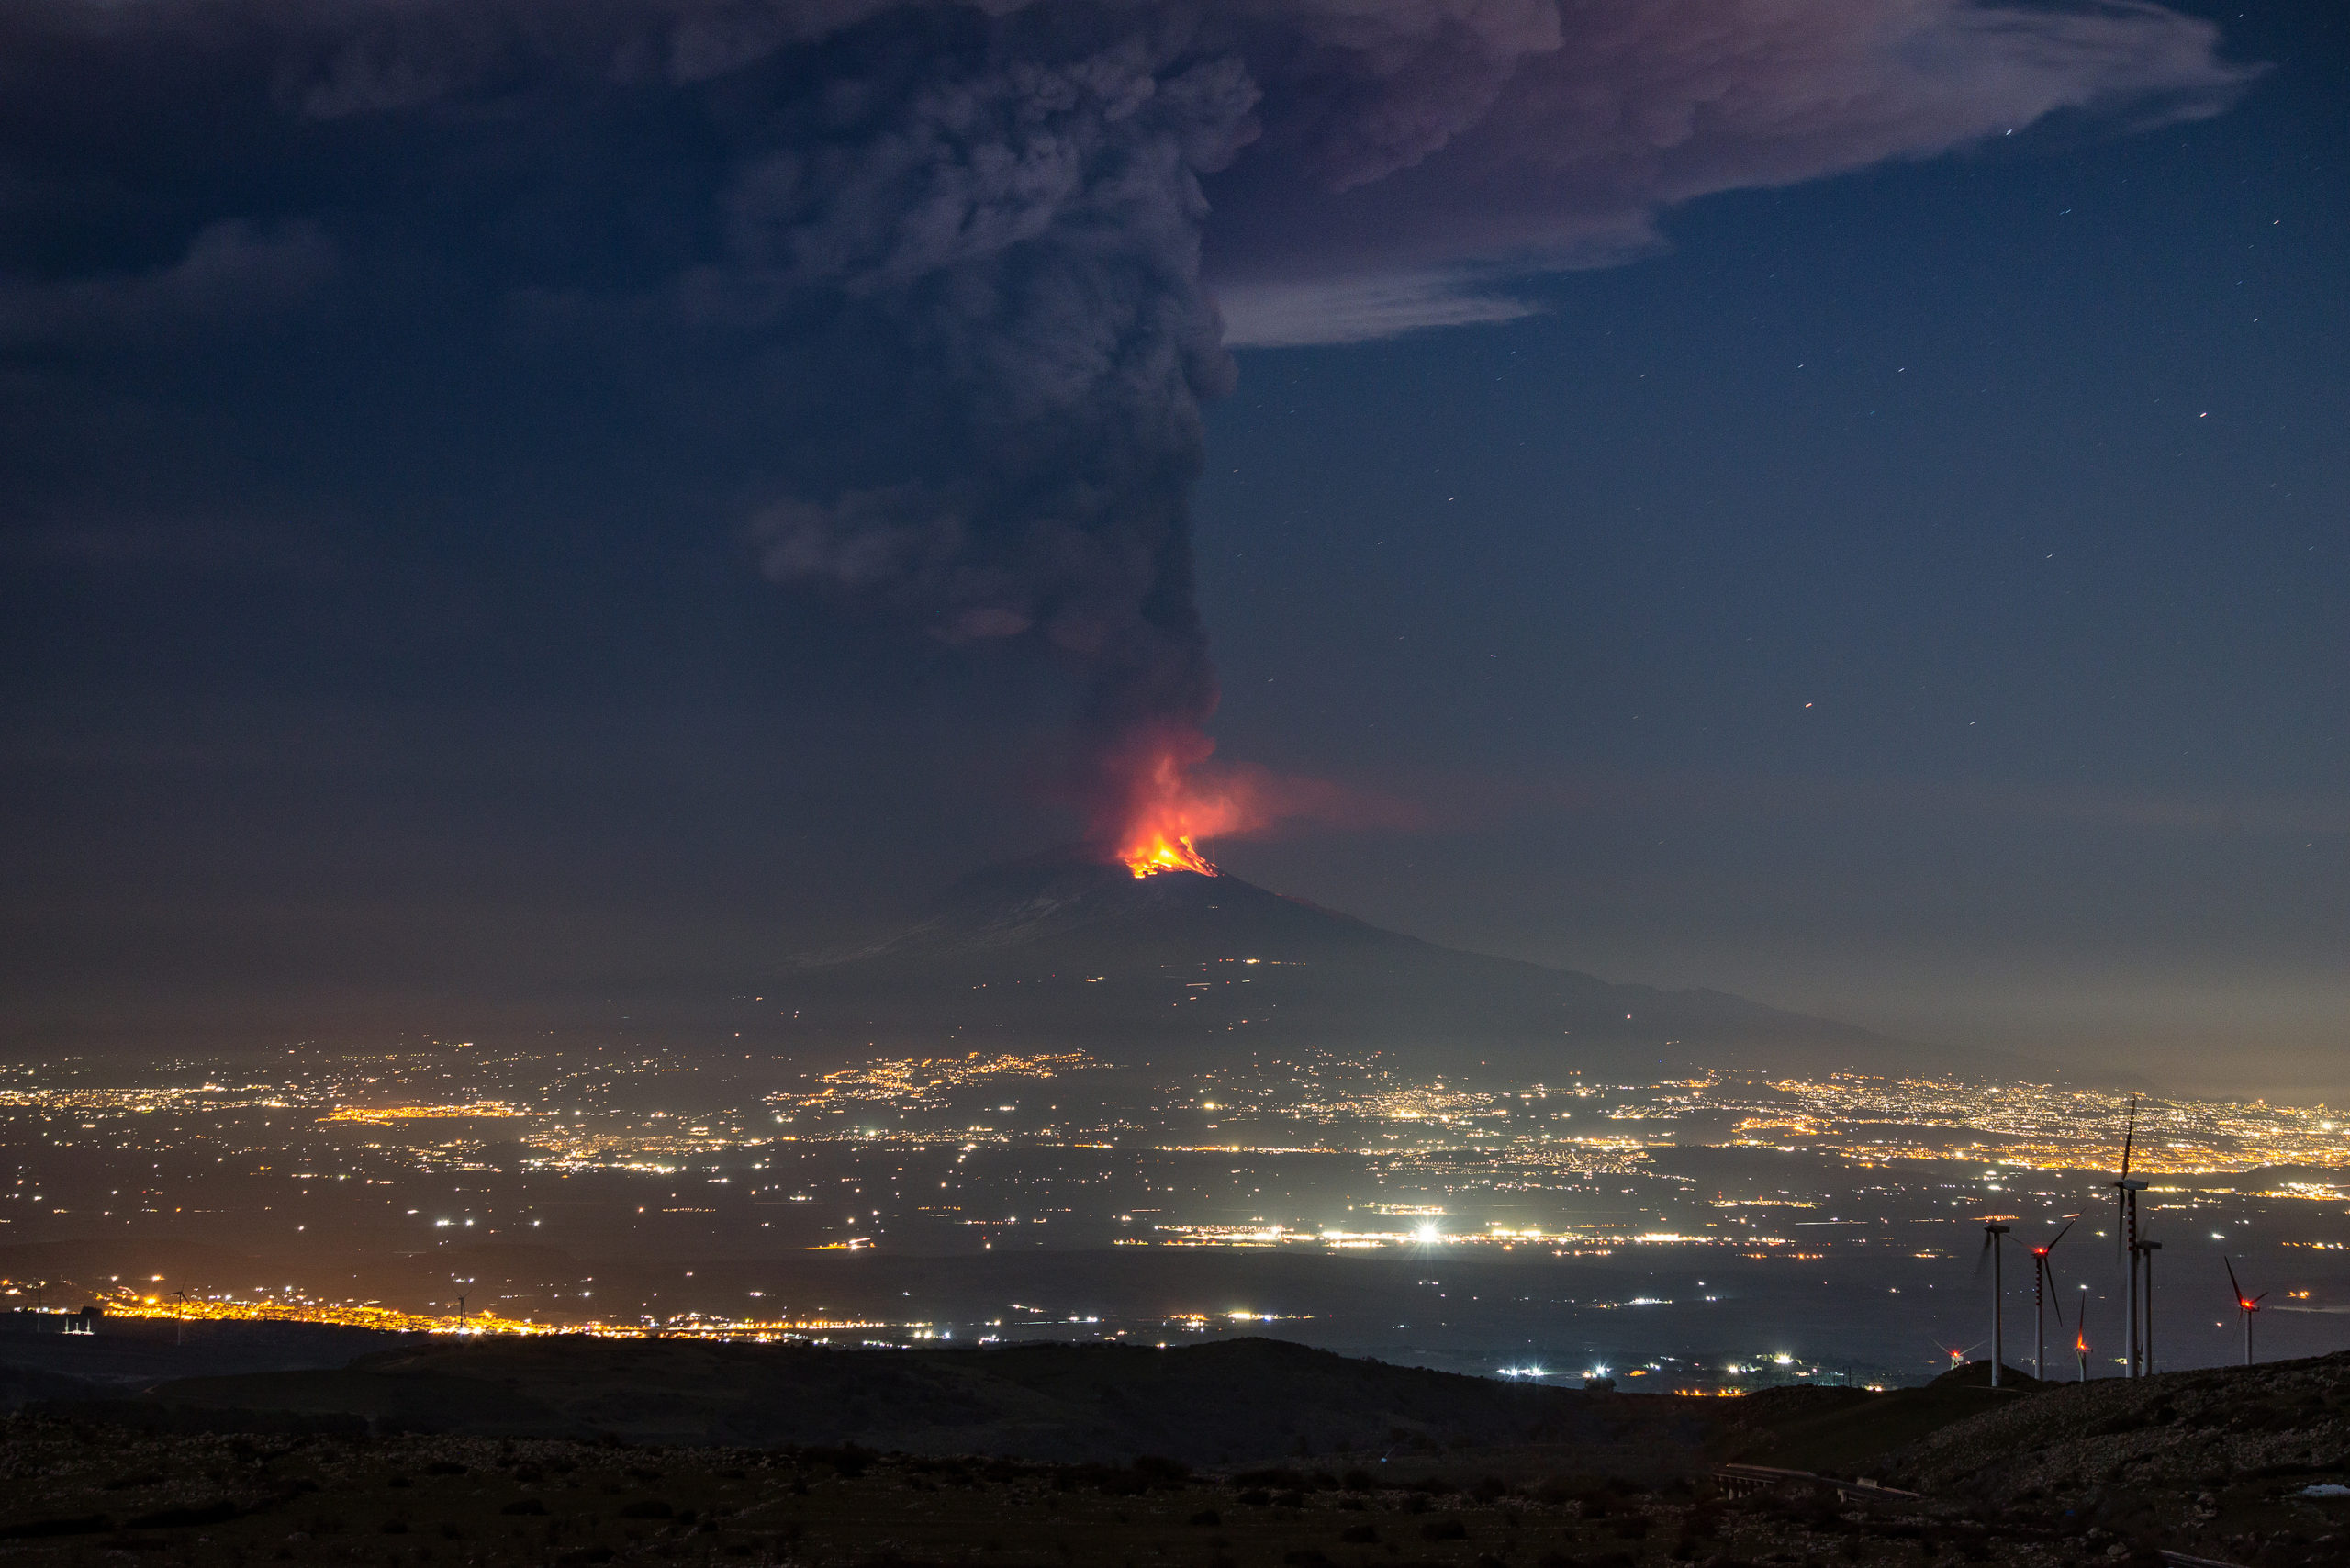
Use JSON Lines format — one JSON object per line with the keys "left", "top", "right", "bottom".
{"left": 3, "top": 1042, "right": 2343, "bottom": 1390}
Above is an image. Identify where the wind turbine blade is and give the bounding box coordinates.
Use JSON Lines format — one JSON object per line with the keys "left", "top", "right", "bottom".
{"left": 2047, "top": 1219, "right": 2076, "bottom": 1252}
{"left": 2120, "top": 1094, "right": 2138, "bottom": 1179}
{"left": 1975, "top": 1228, "right": 1994, "bottom": 1277}
{"left": 2252, "top": 1291, "right": 2270, "bottom": 1305}
{"left": 2225, "top": 1257, "right": 2244, "bottom": 1300}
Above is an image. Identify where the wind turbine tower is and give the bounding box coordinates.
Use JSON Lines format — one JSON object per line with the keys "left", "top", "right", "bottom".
{"left": 2137, "top": 1238, "right": 2163, "bottom": 1376}
{"left": 2030, "top": 1219, "right": 2075, "bottom": 1381}
{"left": 2225, "top": 1259, "right": 2267, "bottom": 1367}
{"left": 1979, "top": 1220, "right": 2012, "bottom": 1387}
{"left": 2109, "top": 1095, "right": 2146, "bottom": 1377}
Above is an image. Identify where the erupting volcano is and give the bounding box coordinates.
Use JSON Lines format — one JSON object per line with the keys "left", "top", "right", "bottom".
{"left": 1090, "top": 719, "right": 1424, "bottom": 876}
{"left": 1097, "top": 725, "right": 1253, "bottom": 879}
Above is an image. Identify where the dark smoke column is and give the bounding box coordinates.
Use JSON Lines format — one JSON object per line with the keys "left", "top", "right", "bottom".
{"left": 744, "top": 14, "right": 1262, "bottom": 853}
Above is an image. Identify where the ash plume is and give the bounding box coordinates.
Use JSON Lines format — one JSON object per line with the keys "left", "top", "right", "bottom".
{"left": 1, "top": 0, "right": 2251, "bottom": 848}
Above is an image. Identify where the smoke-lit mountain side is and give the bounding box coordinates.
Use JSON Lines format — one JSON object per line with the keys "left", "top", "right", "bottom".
{"left": 778, "top": 853, "right": 1976, "bottom": 1078}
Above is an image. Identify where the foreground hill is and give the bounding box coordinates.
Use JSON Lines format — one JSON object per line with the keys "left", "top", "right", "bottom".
{"left": 1883, "top": 1349, "right": 2350, "bottom": 1551}
{"left": 777, "top": 851, "right": 1936, "bottom": 1078}
{"left": 1712, "top": 1352, "right": 2350, "bottom": 1562}
{"left": 61, "top": 1336, "right": 1712, "bottom": 1467}
{"left": 7, "top": 1348, "right": 2349, "bottom": 1566}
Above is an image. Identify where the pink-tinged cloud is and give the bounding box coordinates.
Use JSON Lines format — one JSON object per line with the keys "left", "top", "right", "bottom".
{"left": 1204, "top": 0, "right": 2255, "bottom": 342}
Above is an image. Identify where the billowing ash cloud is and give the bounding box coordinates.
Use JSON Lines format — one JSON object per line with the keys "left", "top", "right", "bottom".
{"left": 717, "top": 21, "right": 1261, "bottom": 756}
{"left": 0, "top": 0, "right": 2248, "bottom": 842}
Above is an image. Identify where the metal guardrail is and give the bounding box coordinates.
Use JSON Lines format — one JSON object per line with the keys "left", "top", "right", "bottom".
{"left": 1711, "top": 1464, "right": 1921, "bottom": 1504}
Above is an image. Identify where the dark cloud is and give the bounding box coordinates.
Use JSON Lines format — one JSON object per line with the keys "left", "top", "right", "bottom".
{"left": 0, "top": 218, "right": 332, "bottom": 346}
{"left": 0, "top": 0, "right": 2250, "bottom": 838}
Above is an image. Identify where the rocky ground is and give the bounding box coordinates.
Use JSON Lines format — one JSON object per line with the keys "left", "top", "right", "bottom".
{"left": 0, "top": 1421, "right": 2099, "bottom": 1568}
{"left": 1882, "top": 1351, "right": 2350, "bottom": 1564}
{"left": 0, "top": 1347, "right": 2344, "bottom": 1567}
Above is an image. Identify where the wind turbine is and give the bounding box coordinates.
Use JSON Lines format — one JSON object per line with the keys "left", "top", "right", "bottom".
{"left": 2029, "top": 1219, "right": 2076, "bottom": 1381}
{"left": 2224, "top": 1258, "right": 2268, "bottom": 1367}
{"left": 2109, "top": 1095, "right": 2148, "bottom": 1377}
{"left": 1976, "top": 1218, "right": 2013, "bottom": 1386}
{"left": 1934, "top": 1338, "right": 1985, "bottom": 1374}
{"left": 2138, "top": 1239, "right": 2163, "bottom": 1375}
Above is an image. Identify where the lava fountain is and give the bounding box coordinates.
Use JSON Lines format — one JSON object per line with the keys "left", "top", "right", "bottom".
{"left": 1090, "top": 722, "right": 1419, "bottom": 877}
{"left": 1097, "top": 723, "right": 1252, "bottom": 878}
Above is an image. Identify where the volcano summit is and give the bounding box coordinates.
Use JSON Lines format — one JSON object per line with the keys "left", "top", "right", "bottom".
{"left": 778, "top": 852, "right": 1942, "bottom": 1080}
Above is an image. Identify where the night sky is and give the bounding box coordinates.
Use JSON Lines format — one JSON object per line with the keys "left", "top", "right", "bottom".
{"left": 2, "top": 1, "right": 2341, "bottom": 1097}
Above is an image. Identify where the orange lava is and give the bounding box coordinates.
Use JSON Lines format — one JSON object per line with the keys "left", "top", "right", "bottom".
{"left": 1122, "top": 829, "right": 1217, "bottom": 878}
{"left": 1102, "top": 724, "right": 1236, "bottom": 878}
{"left": 1093, "top": 722, "right": 1415, "bottom": 878}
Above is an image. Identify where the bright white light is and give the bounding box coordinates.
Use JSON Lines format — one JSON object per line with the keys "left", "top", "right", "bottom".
{"left": 1773, "top": 1353, "right": 1794, "bottom": 1366}
{"left": 1416, "top": 1223, "right": 1440, "bottom": 1243}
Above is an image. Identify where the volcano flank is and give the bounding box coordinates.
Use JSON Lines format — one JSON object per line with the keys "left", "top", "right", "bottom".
{"left": 778, "top": 852, "right": 1957, "bottom": 1078}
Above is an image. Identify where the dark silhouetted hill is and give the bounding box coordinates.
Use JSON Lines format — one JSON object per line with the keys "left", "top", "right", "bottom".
{"left": 73, "top": 1336, "right": 1720, "bottom": 1465}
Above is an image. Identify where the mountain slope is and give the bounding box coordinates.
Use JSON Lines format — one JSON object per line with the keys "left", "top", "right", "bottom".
{"left": 773, "top": 851, "right": 1930, "bottom": 1078}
